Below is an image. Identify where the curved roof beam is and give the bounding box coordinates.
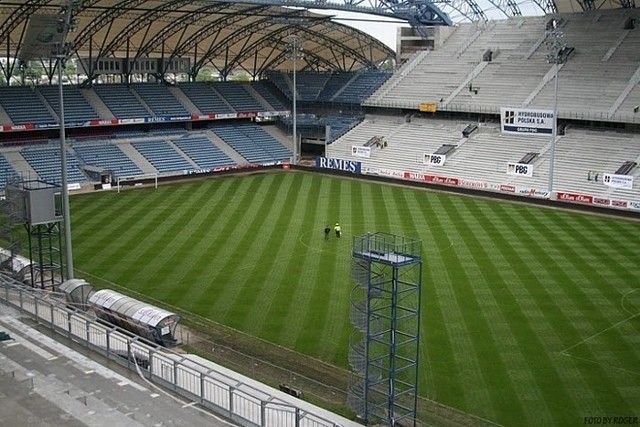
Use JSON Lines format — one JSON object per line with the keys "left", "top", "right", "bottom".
{"left": 189, "top": 17, "right": 335, "bottom": 72}
{"left": 530, "top": 0, "right": 557, "bottom": 13}
{"left": 221, "top": 21, "right": 393, "bottom": 74}
{"left": 170, "top": 5, "right": 283, "bottom": 59}
{"left": 202, "top": 0, "right": 452, "bottom": 25}
{"left": 203, "top": 19, "right": 387, "bottom": 73}
{"left": 231, "top": 27, "right": 344, "bottom": 72}
{"left": 134, "top": 3, "right": 233, "bottom": 58}
{"left": 95, "top": 0, "right": 196, "bottom": 58}
{"left": 72, "top": 0, "right": 149, "bottom": 51}
{"left": 0, "top": 0, "right": 51, "bottom": 45}
{"left": 483, "top": 0, "right": 522, "bottom": 16}
{"left": 434, "top": 0, "right": 487, "bottom": 22}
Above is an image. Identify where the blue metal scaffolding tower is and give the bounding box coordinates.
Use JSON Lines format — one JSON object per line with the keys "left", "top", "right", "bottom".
{"left": 348, "top": 232, "right": 423, "bottom": 426}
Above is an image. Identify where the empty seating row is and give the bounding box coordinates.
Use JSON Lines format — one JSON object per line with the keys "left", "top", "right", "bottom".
{"left": 211, "top": 123, "right": 288, "bottom": 163}
{"left": 0, "top": 86, "right": 56, "bottom": 124}
{"left": 130, "top": 139, "right": 193, "bottom": 173}
{"left": 177, "top": 83, "right": 234, "bottom": 115}
{"left": 131, "top": 84, "right": 189, "bottom": 117}
{"left": 0, "top": 153, "right": 17, "bottom": 188}
{"left": 38, "top": 86, "right": 99, "bottom": 123}
{"left": 266, "top": 70, "right": 390, "bottom": 104}
{"left": 171, "top": 134, "right": 235, "bottom": 169}
{"left": 250, "top": 81, "right": 288, "bottom": 111}
{"left": 73, "top": 142, "right": 142, "bottom": 178}
{"left": 21, "top": 146, "right": 87, "bottom": 184}
{"left": 93, "top": 84, "right": 149, "bottom": 119}
{"left": 213, "top": 82, "right": 263, "bottom": 112}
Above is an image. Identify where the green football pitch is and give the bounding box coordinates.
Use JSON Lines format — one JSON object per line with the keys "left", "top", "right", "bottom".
{"left": 70, "top": 171, "right": 640, "bottom": 426}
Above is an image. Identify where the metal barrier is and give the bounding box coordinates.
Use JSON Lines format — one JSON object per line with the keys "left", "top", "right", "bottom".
{"left": 0, "top": 274, "right": 343, "bottom": 427}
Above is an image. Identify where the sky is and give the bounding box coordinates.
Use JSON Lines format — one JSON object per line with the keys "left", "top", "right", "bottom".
{"left": 312, "top": 10, "right": 405, "bottom": 50}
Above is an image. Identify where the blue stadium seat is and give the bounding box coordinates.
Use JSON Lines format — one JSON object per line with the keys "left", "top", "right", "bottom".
{"left": 251, "top": 81, "right": 288, "bottom": 111}
{"left": 0, "top": 86, "right": 56, "bottom": 125}
{"left": 331, "top": 71, "right": 391, "bottom": 103}
{"left": 37, "top": 85, "right": 100, "bottom": 123}
{"left": 73, "top": 142, "right": 143, "bottom": 178}
{"left": 0, "top": 153, "right": 18, "bottom": 188}
{"left": 172, "top": 134, "right": 235, "bottom": 169}
{"left": 94, "top": 84, "right": 149, "bottom": 119}
{"left": 131, "top": 139, "right": 193, "bottom": 173}
{"left": 177, "top": 83, "right": 234, "bottom": 115}
{"left": 212, "top": 82, "right": 263, "bottom": 112}
{"left": 131, "top": 84, "right": 189, "bottom": 117}
{"left": 211, "top": 123, "right": 290, "bottom": 163}
{"left": 21, "top": 145, "right": 87, "bottom": 184}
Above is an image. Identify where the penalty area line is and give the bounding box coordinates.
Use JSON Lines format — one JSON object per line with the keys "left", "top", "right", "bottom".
{"left": 559, "top": 311, "right": 640, "bottom": 356}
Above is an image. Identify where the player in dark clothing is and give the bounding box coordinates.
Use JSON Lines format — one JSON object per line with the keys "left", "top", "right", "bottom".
{"left": 324, "top": 225, "right": 331, "bottom": 240}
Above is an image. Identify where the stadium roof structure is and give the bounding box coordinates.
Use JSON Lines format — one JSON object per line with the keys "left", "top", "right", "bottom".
{"left": 0, "top": 0, "right": 399, "bottom": 80}
{"left": 0, "top": 0, "right": 636, "bottom": 81}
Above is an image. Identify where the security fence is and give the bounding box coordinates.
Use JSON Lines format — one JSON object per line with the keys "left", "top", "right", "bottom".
{"left": 0, "top": 274, "right": 346, "bottom": 427}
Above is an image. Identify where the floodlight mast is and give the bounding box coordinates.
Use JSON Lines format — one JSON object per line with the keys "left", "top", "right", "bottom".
{"left": 56, "top": 0, "right": 79, "bottom": 280}
{"left": 287, "top": 37, "right": 303, "bottom": 165}
{"left": 546, "top": 26, "right": 566, "bottom": 198}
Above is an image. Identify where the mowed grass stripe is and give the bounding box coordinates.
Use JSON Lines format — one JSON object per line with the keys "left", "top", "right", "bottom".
{"left": 472, "top": 200, "right": 592, "bottom": 425}
{"left": 550, "top": 212, "right": 640, "bottom": 297}
{"left": 525, "top": 210, "right": 635, "bottom": 356}
{"left": 72, "top": 186, "right": 187, "bottom": 273}
{"left": 390, "top": 188, "right": 438, "bottom": 399}
{"left": 131, "top": 181, "right": 227, "bottom": 296}
{"left": 511, "top": 208, "right": 623, "bottom": 333}
{"left": 441, "top": 196, "right": 527, "bottom": 423}
{"left": 278, "top": 175, "right": 341, "bottom": 353}
{"left": 258, "top": 174, "right": 323, "bottom": 345}
{"left": 405, "top": 191, "right": 448, "bottom": 400}
{"left": 539, "top": 212, "right": 640, "bottom": 377}
{"left": 174, "top": 178, "right": 263, "bottom": 315}
{"left": 161, "top": 179, "right": 245, "bottom": 308}
{"left": 71, "top": 192, "right": 131, "bottom": 241}
{"left": 311, "top": 178, "right": 356, "bottom": 363}
{"left": 199, "top": 176, "right": 270, "bottom": 318}
{"left": 223, "top": 174, "right": 300, "bottom": 332}
{"left": 420, "top": 195, "right": 495, "bottom": 418}
{"left": 411, "top": 192, "right": 465, "bottom": 404}
{"left": 209, "top": 175, "right": 288, "bottom": 327}
{"left": 67, "top": 172, "right": 640, "bottom": 427}
{"left": 232, "top": 174, "right": 310, "bottom": 338}
{"left": 499, "top": 205, "right": 634, "bottom": 422}
{"left": 452, "top": 198, "right": 538, "bottom": 426}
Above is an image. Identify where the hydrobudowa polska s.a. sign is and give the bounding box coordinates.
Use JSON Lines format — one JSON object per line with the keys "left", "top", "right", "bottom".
{"left": 501, "top": 107, "right": 554, "bottom": 135}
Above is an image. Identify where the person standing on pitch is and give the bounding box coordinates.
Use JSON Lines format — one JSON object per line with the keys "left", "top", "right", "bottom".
{"left": 334, "top": 222, "right": 341, "bottom": 238}
{"left": 324, "top": 224, "right": 331, "bottom": 240}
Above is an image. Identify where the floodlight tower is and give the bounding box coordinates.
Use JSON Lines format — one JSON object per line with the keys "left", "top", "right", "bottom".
{"left": 54, "top": 0, "right": 80, "bottom": 280}
{"left": 348, "top": 233, "right": 423, "bottom": 426}
{"left": 545, "top": 24, "right": 566, "bottom": 197}
{"left": 287, "top": 37, "right": 303, "bottom": 165}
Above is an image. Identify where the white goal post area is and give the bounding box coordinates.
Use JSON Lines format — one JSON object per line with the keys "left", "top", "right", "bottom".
{"left": 116, "top": 173, "right": 158, "bottom": 193}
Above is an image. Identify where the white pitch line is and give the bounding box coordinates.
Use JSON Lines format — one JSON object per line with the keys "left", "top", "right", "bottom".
{"left": 559, "top": 352, "right": 640, "bottom": 377}
{"left": 621, "top": 288, "right": 639, "bottom": 316}
{"left": 560, "top": 311, "right": 640, "bottom": 355}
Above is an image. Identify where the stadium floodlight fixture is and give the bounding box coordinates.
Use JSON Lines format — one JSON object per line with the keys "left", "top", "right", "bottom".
{"left": 286, "top": 36, "right": 304, "bottom": 165}
{"left": 545, "top": 27, "right": 566, "bottom": 198}
{"left": 54, "top": 0, "right": 80, "bottom": 280}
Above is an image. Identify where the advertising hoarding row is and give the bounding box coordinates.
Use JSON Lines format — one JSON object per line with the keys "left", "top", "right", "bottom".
{"left": 0, "top": 110, "right": 291, "bottom": 132}
{"left": 315, "top": 157, "right": 638, "bottom": 212}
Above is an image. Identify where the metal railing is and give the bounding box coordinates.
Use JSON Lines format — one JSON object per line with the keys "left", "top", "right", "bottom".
{"left": 0, "top": 274, "right": 344, "bottom": 427}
